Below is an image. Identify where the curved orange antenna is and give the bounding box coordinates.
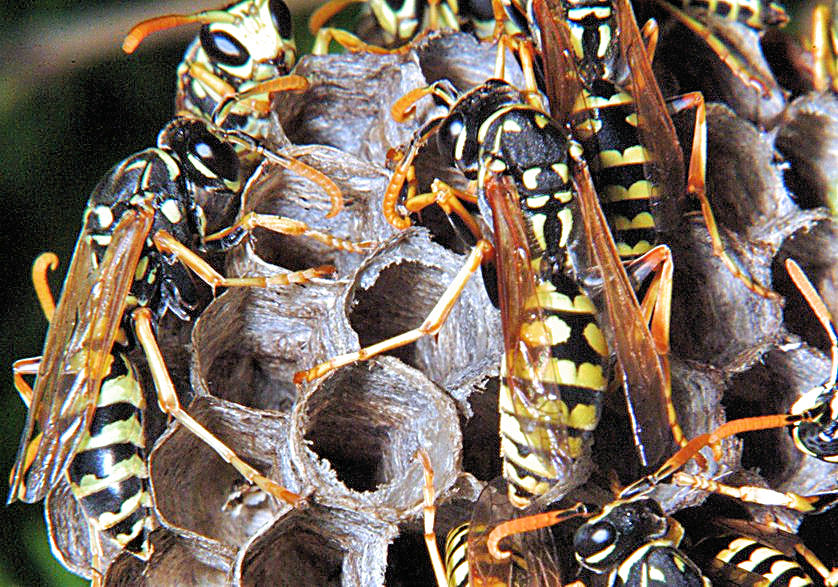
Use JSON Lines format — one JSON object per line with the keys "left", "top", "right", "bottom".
{"left": 32, "top": 252, "right": 60, "bottom": 323}
{"left": 213, "top": 74, "right": 309, "bottom": 126}
{"left": 123, "top": 10, "right": 236, "bottom": 54}
{"left": 309, "top": 0, "right": 364, "bottom": 34}
{"left": 487, "top": 503, "right": 588, "bottom": 560}
{"left": 391, "top": 82, "right": 457, "bottom": 123}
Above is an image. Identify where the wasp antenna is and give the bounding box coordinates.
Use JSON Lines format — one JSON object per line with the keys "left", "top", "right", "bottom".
{"left": 123, "top": 10, "right": 237, "bottom": 54}
{"left": 786, "top": 258, "right": 838, "bottom": 389}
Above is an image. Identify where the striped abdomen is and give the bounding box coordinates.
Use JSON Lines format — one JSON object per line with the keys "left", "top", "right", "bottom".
{"left": 67, "top": 353, "right": 152, "bottom": 559}
{"left": 480, "top": 106, "right": 608, "bottom": 507}
{"left": 571, "top": 84, "right": 658, "bottom": 261}
{"left": 669, "top": 0, "right": 788, "bottom": 29}
{"left": 695, "top": 536, "right": 815, "bottom": 586}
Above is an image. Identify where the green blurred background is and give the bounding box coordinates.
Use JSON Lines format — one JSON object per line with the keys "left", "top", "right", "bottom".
{"left": 0, "top": 0, "right": 828, "bottom": 585}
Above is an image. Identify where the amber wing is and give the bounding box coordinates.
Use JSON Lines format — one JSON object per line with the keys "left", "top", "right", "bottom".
{"left": 9, "top": 208, "right": 154, "bottom": 503}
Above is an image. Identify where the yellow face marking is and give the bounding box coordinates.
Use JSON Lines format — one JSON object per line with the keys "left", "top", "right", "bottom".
{"left": 522, "top": 167, "right": 542, "bottom": 190}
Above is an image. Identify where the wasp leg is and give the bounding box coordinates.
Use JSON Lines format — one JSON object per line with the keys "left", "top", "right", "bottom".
{"left": 308, "top": 0, "right": 365, "bottom": 38}
{"left": 31, "top": 252, "right": 59, "bottom": 323}
{"left": 486, "top": 503, "right": 589, "bottom": 560}
{"left": 416, "top": 448, "right": 448, "bottom": 587}
{"left": 669, "top": 91, "right": 777, "bottom": 299}
{"left": 671, "top": 472, "right": 824, "bottom": 513}
{"left": 810, "top": 4, "right": 838, "bottom": 93}
{"left": 12, "top": 357, "right": 40, "bottom": 407}
{"left": 625, "top": 245, "right": 687, "bottom": 449}
{"left": 294, "top": 239, "right": 494, "bottom": 383}
{"left": 132, "top": 307, "right": 302, "bottom": 506}
{"left": 652, "top": 0, "right": 772, "bottom": 96}
{"left": 204, "top": 213, "right": 377, "bottom": 254}
{"left": 494, "top": 35, "right": 543, "bottom": 111}
{"left": 153, "top": 230, "right": 335, "bottom": 289}
{"left": 621, "top": 412, "right": 812, "bottom": 497}
{"left": 795, "top": 539, "right": 838, "bottom": 587}
{"left": 208, "top": 72, "right": 309, "bottom": 127}
{"left": 640, "top": 18, "right": 659, "bottom": 61}
{"left": 87, "top": 515, "right": 106, "bottom": 587}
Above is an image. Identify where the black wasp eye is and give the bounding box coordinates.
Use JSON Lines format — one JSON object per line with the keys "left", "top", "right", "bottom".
{"left": 436, "top": 114, "right": 466, "bottom": 166}
{"left": 461, "top": 0, "right": 494, "bottom": 22}
{"left": 384, "top": 0, "right": 409, "bottom": 11}
{"left": 200, "top": 26, "right": 250, "bottom": 67}
{"left": 269, "top": 0, "right": 293, "bottom": 40}
{"left": 188, "top": 131, "right": 240, "bottom": 184}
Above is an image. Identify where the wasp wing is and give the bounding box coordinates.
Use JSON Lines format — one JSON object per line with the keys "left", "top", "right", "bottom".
{"left": 9, "top": 207, "right": 154, "bottom": 503}
{"left": 570, "top": 154, "right": 673, "bottom": 467}
{"left": 615, "top": 0, "right": 686, "bottom": 229}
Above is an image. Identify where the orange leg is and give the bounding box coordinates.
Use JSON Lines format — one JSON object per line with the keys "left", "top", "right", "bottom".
{"left": 809, "top": 4, "right": 838, "bottom": 94}
{"left": 132, "top": 307, "right": 302, "bottom": 506}
{"left": 12, "top": 357, "right": 40, "bottom": 407}
{"left": 153, "top": 230, "right": 335, "bottom": 290}
{"left": 204, "top": 213, "right": 377, "bottom": 254}
{"left": 494, "top": 35, "right": 543, "bottom": 111}
{"left": 416, "top": 449, "right": 449, "bottom": 587}
{"left": 640, "top": 18, "right": 659, "bottom": 61}
{"left": 308, "top": 0, "right": 365, "bottom": 35}
{"left": 668, "top": 91, "right": 777, "bottom": 299}
{"left": 294, "top": 239, "right": 493, "bottom": 383}
{"left": 311, "top": 27, "right": 415, "bottom": 55}
{"left": 31, "top": 252, "right": 59, "bottom": 323}
{"left": 671, "top": 472, "right": 824, "bottom": 512}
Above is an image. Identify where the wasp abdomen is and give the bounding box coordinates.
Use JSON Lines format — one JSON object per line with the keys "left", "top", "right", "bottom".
{"left": 67, "top": 354, "right": 151, "bottom": 559}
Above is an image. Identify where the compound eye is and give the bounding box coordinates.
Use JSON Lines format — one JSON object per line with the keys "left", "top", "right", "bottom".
{"left": 436, "top": 113, "right": 466, "bottom": 165}
{"left": 574, "top": 521, "right": 616, "bottom": 561}
{"left": 188, "top": 130, "right": 240, "bottom": 184}
{"left": 200, "top": 26, "right": 250, "bottom": 67}
{"left": 462, "top": 0, "right": 494, "bottom": 22}
{"left": 269, "top": 0, "right": 293, "bottom": 40}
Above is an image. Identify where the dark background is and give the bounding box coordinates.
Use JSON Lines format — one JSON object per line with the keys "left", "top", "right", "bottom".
{"left": 0, "top": 0, "right": 824, "bottom": 585}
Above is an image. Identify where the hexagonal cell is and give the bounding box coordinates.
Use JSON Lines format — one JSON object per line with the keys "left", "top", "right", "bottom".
{"left": 234, "top": 146, "right": 396, "bottom": 277}
{"left": 654, "top": 13, "right": 785, "bottom": 125}
{"left": 105, "top": 530, "right": 233, "bottom": 586}
{"left": 290, "top": 357, "right": 460, "bottom": 521}
{"left": 275, "top": 51, "right": 431, "bottom": 165}
{"left": 149, "top": 396, "right": 294, "bottom": 548}
{"left": 302, "top": 229, "right": 501, "bottom": 401}
{"left": 232, "top": 505, "right": 395, "bottom": 586}
{"left": 191, "top": 285, "right": 338, "bottom": 411}
{"left": 776, "top": 93, "right": 838, "bottom": 215}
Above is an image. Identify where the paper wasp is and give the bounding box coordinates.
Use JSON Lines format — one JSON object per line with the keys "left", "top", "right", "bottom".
{"left": 122, "top": 0, "right": 344, "bottom": 216}
{"left": 7, "top": 117, "right": 372, "bottom": 571}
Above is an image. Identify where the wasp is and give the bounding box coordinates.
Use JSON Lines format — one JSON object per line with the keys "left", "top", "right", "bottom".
{"left": 807, "top": 0, "right": 838, "bottom": 93}
{"left": 573, "top": 493, "right": 710, "bottom": 586}
{"left": 7, "top": 117, "right": 371, "bottom": 571}
{"left": 686, "top": 516, "right": 838, "bottom": 586}
{"left": 307, "top": 0, "right": 524, "bottom": 54}
{"left": 122, "top": 0, "right": 344, "bottom": 216}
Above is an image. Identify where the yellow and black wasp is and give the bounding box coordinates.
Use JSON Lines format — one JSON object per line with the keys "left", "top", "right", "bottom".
{"left": 573, "top": 493, "right": 710, "bottom": 586}
{"left": 122, "top": 0, "right": 344, "bottom": 216}
{"left": 7, "top": 117, "right": 340, "bottom": 569}
{"left": 684, "top": 516, "right": 838, "bottom": 586}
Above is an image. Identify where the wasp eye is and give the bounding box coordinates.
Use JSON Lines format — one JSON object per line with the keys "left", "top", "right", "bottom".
{"left": 574, "top": 521, "right": 616, "bottom": 560}
{"left": 437, "top": 113, "right": 466, "bottom": 165}
{"left": 200, "top": 26, "right": 250, "bottom": 67}
{"left": 187, "top": 131, "right": 240, "bottom": 184}
{"left": 269, "top": 0, "right": 293, "bottom": 40}
{"left": 461, "top": 0, "right": 495, "bottom": 22}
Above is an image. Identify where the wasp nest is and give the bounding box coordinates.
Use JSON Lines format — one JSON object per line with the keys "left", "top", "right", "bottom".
{"left": 43, "top": 23, "right": 838, "bottom": 585}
